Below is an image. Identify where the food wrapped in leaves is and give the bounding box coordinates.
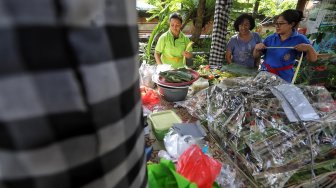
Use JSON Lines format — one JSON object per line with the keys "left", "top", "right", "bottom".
{"left": 159, "top": 68, "right": 194, "bottom": 83}
{"left": 182, "top": 72, "right": 336, "bottom": 187}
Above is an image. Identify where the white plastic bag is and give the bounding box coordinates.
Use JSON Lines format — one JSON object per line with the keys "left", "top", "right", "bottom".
{"left": 139, "top": 63, "right": 156, "bottom": 88}
{"left": 191, "top": 77, "right": 209, "bottom": 93}
{"left": 163, "top": 129, "right": 196, "bottom": 160}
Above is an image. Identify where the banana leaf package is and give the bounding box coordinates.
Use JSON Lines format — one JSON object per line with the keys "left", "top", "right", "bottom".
{"left": 220, "top": 63, "right": 258, "bottom": 77}
{"left": 159, "top": 68, "right": 194, "bottom": 83}
{"left": 181, "top": 72, "right": 336, "bottom": 187}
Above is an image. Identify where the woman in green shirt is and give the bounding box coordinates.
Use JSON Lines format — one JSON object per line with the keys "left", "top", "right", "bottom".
{"left": 155, "top": 12, "right": 193, "bottom": 69}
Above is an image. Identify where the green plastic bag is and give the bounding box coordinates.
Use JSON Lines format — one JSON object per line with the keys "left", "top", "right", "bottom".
{"left": 148, "top": 159, "right": 198, "bottom": 188}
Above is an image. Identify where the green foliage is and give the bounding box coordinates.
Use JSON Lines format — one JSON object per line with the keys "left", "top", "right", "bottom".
{"left": 144, "top": 0, "right": 216, "bottom": 62}
{"left": 319, "top": 25, "right": 336, "bottom": 33}
{"left": 296, "top": 55, "right": 336, "bottom": 92}
{"left": 260, "top": 29, "right": 275, "bottom": 39}
{"left": 180, "top": 0, "right": 216, "bottom": 28}
{"left": 145, "top": 16, "right": 169, "bottom": 64}
{"left": 257, "top": 0, "right": 278, "bottom": 16}
{"left": 204, "top": 0, "right": 216, "bottom": 19}
{"left": 193, "top": 38, "right": 212, "bottom": 52}
{"left": 225, "top": 0, "right": 297, "bottom": 41}
{"left": 139, "top": 43, "right": 156, "bottom": 65}
{"left": 232, "top": 1, "right": 254, "bottom": 13}
{"left": 279, "top": 0, "right": 297, "bottom": 12}
{"left": 258, "top": 0, "right": 296, "bottom": 16}
{"left": 192, "top": 54, "right": 209, "bottom": 69}
{"left": 143, "top": 0, "right": 298, "bottom": 58}
{"left": 231, "top": 0, "right": 297, "bottom": 20}
{"left": 144, "top": 0, "right": 179, "bottom": 63}
{"left": 225, "top": 1, "right": 255, "bottom": 40}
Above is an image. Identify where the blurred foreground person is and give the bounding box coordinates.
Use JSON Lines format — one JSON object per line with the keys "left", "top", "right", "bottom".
{"left": 0, "top": 0, "right": 146, "bottom": 187}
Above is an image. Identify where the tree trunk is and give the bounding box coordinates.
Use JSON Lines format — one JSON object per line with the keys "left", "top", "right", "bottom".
{"left": 181, "top": 12, "right": 193, "bottom": 31}
{"left": 252, "top": 0, "right": 260, "bottom": 18}
{"left": 296, "top": 0, "right": 307, "bottom": 12}
{"left": 191, "top": 0, "right": 206, "bottom": 43}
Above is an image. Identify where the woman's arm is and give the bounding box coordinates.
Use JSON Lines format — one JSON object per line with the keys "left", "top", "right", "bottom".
{"left": 154, "top": 51, "right": 162, "bottom": 65}
{"left": 254, "top": 57, "right": 261, "bottom": 68}
{"left": 294, "top": 43, "right": 317, "bottom": 62}
{"left": 182, "top": 51, "right": 193, "bottom": 59}
{"left": 253, "top": 43, "right": 266, "bottom": 59}
{"left": 225, "top": 51, "right": 232, "bottom": 64}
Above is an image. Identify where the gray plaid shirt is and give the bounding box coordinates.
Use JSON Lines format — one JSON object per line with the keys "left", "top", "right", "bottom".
{"left": 0, "top": 0, "right": 146, "bottom": 187}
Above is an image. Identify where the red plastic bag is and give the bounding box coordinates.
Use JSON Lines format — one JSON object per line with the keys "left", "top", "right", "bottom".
{"left": 140, "top": 86, "right": 160, "bottom": 106}
{"left": 176, "top": 145, "right": 222, "bottom": 188}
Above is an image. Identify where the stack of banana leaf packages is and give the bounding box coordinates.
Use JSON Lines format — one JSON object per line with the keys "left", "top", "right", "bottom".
{"left": 182, "top": 72, "right": 336, "bottom": 187}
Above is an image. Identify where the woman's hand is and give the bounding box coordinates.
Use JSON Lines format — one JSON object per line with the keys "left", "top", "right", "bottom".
{"left": 225, "top": 51, "right": 232, "bottom": 64}
{"left": 254, "top": 43, "right": 266, "bottom": 51}
{"left": 294, "top": 43, "right": 318, "bottom": 62}
{"left": 182, "top": 51, "right": 193, "bottom": 59}
{"left": 293, "top": 43, "right": 312, "bottom": 52}
{"left": 253, "top": 43, "right": 266, "bottom": 58}
{"left": 154, "top": 51, "right": 162, "bottom": 65}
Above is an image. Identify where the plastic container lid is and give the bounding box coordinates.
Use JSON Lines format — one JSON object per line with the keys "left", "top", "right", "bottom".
{"left": 148, "top": 110, "right": 182, "bottom": 131}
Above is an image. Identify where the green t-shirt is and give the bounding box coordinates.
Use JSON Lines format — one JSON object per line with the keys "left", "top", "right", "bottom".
{"left": 155, "top": 30, "right": 192, "bottom": 69}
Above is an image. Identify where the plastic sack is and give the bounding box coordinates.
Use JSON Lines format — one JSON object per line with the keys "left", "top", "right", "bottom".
{"left": 177, "top": 145, "right": 222, "bottom": 188}
{"left": 158, "top": 150, "right": 175, "bottom": 161}
{"left": 148, "top": 159, "right": 197, "bottom": 188}
{"left": 191, "top": 77, "right": 209, "bottom": 94}
{"left": 163, "top": 129, "right": 197, "bottom": 161}
{"left": 139, "top": 63, "right": 156, "bottom": 88}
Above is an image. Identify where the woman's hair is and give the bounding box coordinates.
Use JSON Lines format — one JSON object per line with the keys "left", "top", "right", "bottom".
{"left": 277, "top": 9, "right": 304, "bottom": 28}
{"left": 169, "top": 12, "right": 183, "bottom": 24}
{"left": 233, "top": 14, "right": 255, "bottom": 31}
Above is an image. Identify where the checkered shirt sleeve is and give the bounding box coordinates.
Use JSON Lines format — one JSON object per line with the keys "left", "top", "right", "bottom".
{"left": 0, "top": 0, "right": 146, "bottom": 188}
{"left": 209, "top": 0, "right": 232, "bottom": 68}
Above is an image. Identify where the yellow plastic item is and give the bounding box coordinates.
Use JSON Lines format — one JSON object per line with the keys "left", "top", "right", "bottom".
{"left": 291, "top": 52, "right": 304, "bottom": 84}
